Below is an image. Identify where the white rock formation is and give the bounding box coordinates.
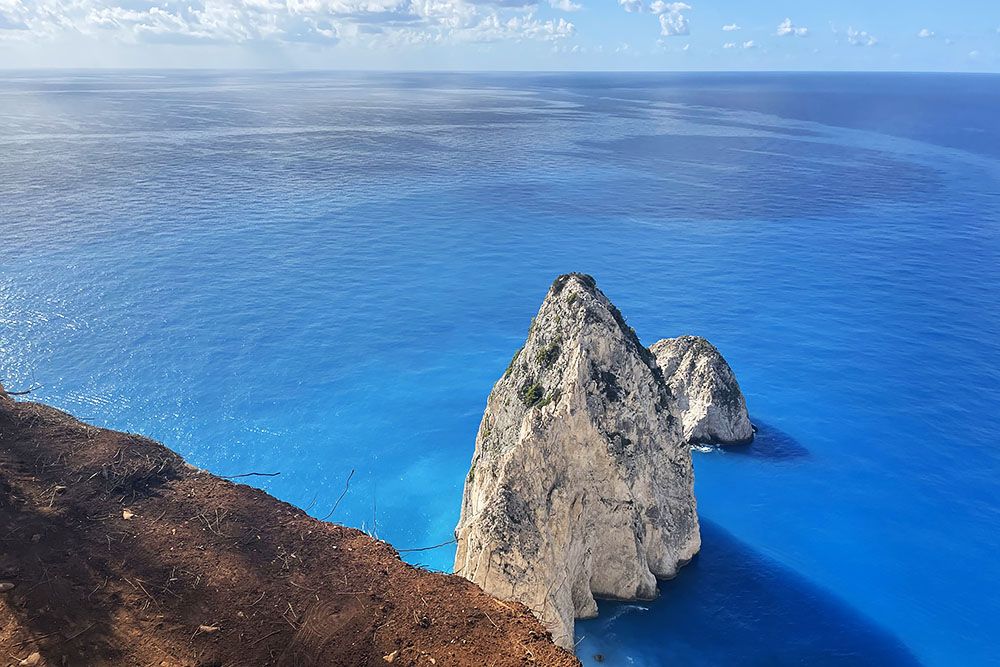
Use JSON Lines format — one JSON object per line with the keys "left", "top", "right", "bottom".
{"left": 454, "top": 274, "right": 700, "bottom": 650}
{"left": 650, "top": 336, "right": 753, "bottom": 446}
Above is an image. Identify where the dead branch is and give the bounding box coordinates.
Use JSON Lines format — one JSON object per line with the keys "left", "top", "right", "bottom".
{"left": 7, "top": 384, "right": 43, "bottom": 396}
{"left": 397, "top": 538, "right": 457, "bottom": 553}
{"left": 219, "top": 472, "right": 281, "bottom": 479}
{"left": 320, "top": 468, "right": 354, "bottom": 521}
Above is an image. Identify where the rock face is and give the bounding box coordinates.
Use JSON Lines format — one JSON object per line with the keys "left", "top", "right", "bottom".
{"left": 454, "top": 274, "right": 700, "bottom": 649}
{"left": 650, "top": 336, "right": 753, "bottom": 446}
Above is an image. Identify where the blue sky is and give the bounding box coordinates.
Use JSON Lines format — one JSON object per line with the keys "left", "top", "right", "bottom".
{"left": 1, "top": 0, "right": 998, "bottom": 70}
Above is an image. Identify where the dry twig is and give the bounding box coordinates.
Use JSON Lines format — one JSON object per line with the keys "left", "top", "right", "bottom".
{"left": 320, "top": 469, "right": 354, "bottom": 521}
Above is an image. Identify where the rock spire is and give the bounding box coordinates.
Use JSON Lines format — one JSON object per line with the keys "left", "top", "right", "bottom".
{"left": 454, "top": 274, "right": 700, "bottom": 649}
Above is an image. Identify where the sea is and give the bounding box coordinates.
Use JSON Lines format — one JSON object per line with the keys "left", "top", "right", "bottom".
{"left": 1, "top": 71, "right": 998, "bottom": 666}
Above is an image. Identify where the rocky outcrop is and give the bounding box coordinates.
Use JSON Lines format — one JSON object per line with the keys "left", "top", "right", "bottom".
{"left": 454, "top": 274, "right": 700, "bottom": 649}
{"left": 650, "top": 336, "right": 754, "bottom": 446}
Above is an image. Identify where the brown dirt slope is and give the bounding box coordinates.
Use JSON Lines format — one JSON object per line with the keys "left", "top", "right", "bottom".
{"left": 0, "top": 383, "right": 579, "bottom": 667}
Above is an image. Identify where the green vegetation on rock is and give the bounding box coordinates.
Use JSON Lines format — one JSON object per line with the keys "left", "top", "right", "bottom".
{"left": 520, "top": 382, "right": 545, "bottom": 407}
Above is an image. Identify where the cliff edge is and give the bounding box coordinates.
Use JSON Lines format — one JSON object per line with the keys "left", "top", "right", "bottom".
{"left": 0, "top": 383, "right": 578, "bottom": 667}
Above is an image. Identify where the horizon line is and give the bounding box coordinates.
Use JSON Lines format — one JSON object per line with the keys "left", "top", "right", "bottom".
{"left": 1, "top": 67, "right": 998, "bottom": 75}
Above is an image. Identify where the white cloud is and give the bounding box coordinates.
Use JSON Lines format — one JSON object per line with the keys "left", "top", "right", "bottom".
{"left": 649, "top": 1, "right": 686, "bottom": 15}
{"left": 456, "top": 13, "right": 575, "bottom": 42}
{"left": 847, "top": 26, "right": 877, "bottom": 47}
{"left": 724, "top": 39, "right": 753, "bottom": 50}
{"left": 776, "top": 17, "right": 807, "bottom": 37}
{"left": 548, "top": 0, "right": 581, "bottom": 12}
{"left": 721, "top": 23, "right": 739, "bottom": 32}
{"left": 742, "top": 39, "right": 755, "bottom": 49}
{"left": 658, "top": 11, "right": 686, "bottom": 36}
{"left": 723, "top": 41, "right": 734, "bottom": 49}
{"left": 618, "top": 0, "right": 642, "bottom": 13}
{"left": 651, "top": 1, "right": 690, "bottom": 37}
{"left": 0, "top": 0, "right": 578, "bottom": 47}
{"left": 917, "top": 28, "right": 934, "bottom": 39}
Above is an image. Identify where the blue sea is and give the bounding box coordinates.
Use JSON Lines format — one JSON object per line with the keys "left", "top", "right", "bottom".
{"left": 2, "top": 71, "right": 999, "bottom": 666}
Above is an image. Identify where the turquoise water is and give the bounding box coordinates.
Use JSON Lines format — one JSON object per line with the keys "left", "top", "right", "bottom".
{"left": 2, "top": 72, "right": 999, "bottom": 666}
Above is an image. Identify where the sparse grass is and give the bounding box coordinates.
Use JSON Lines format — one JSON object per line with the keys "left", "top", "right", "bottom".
{"left": 537, "top": 389, "right": 560, "bottom": 408}
{"left": 534, "top": 340, "right": 561, "bottom": 367}
{"left": 504, "top": 347, "right": 523, "bottom": 378}
{"left": 551, "top": 273, "right": 597, "bottom": 295}
{"left": 519, "top": 382, "right": 545, "bottom": 407}
{"left": 519, "top": 382, "right": 561, "bottom": 409}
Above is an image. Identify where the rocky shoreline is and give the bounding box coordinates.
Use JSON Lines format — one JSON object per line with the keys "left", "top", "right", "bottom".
{"left": 0, "top": 383, "right": 578, "bottom": 667}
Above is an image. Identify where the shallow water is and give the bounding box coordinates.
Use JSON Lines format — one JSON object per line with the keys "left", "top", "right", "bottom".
{"left": 2, "top": 71, "right": 999, "bottom": 666}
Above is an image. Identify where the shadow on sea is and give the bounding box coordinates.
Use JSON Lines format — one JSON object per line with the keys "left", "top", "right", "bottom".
{"left": 718, "top": 419, "right": 810, "bottom": 461}
{"left": 575, "top": 520, "right": 921, "bottom": 667}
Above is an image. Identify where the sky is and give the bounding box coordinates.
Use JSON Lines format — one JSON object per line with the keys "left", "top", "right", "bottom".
{"left": 1, "top": 0, "right": 999, "bottom": 71}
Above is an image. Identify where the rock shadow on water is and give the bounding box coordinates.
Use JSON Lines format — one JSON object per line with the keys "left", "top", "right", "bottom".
{"left": 698, "top": 420, "right": 809, "bottom": 461}
{"left": 575, "top": 520, "right": 921, "bottom": 667}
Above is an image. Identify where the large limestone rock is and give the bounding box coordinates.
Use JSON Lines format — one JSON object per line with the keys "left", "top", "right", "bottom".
{"left": 454, "top": 274, "right": 700, "bottom": 650}
{"left": 650, "top": 336, "right": 753, "bottom": 446}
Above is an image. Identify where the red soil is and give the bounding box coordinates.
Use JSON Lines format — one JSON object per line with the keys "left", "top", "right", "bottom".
{"left": 0, "top": 384, "right": 579, "bottom": 667}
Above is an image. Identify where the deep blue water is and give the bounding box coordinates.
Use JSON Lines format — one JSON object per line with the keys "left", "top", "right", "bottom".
{"left": 2, "top": 71, "right": 999, "bottom": 666}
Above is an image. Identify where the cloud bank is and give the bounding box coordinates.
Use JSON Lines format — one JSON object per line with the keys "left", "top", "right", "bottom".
{"left": 0, "top": 0, "right": 577, "bottom": 47}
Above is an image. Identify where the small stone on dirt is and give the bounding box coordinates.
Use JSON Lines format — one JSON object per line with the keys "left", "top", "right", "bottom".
{"left": 197, "top": 625, "right": 220, "bottom": 634}
{"left": 0, "top": 582, "right": 14, "bottom": 592}
{"left": 383, "top": 650, "right": 399, "bottom": 663}
{"left": 122, "top": 509, "right": 134, "bottom": 520}
{"left": 19, "top": 652, "right": 41, "bottom": 666}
